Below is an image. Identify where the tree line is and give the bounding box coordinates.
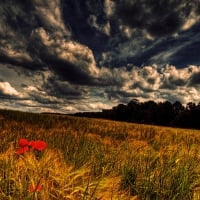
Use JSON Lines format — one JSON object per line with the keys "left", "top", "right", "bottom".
{"left": 74, "top": 99, "right": 200, "bottom": 129}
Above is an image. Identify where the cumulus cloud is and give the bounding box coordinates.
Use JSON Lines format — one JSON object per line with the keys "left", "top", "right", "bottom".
{"left": 97, "top": 64, "right": 200, "bottom": 105}
{"left": 0, "top": 82, "right": 20, "bottom": 97}
{"left": 160, "top": 65, "right": 195, "bottom": 88}
{"left": 1, "top": 63, "right": 200, "bottom": 113}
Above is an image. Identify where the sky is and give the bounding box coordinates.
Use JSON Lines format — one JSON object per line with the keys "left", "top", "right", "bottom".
{"left": 1, "top": 0, "right": 200, "bottom": 113}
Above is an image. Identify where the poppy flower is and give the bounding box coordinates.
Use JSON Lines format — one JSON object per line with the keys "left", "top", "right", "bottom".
{"left": 28, "top": 140, "right": 35, "bottom": 147}
{"left": 29, "top": 184, "right": 42, "bottom": 192}
{"left": 18, "top": 138, "right": 29, "bottom": 147}
{"left": 16, "top": 146, "right": 29, "bottom": 155}
{"left": 30, "top": 140, "right": 47, "bottom": 151}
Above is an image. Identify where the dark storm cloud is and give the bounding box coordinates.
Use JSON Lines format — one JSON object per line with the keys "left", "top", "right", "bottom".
{"left": 190, "top": 72, "right": 200, "bottom": 85}
{"left": 43, "top": 77, "right": 84, "bottom": 99}
{"left": 1, "top": 0, "right": 200, "bottom": 113}
{"left": 1, "top": 64, "right": 200, "bottom": 113}
{"left": 114, "top": 0, "right": 200, "bottom": 37}
{"left": 26, "top": 14, "right": 101, "bottom": 85}
{"left": 0, "top": 0, "right": 44, "bottom": 69}
{"left": 1, "top": 0, "right": 200, "bottom": 79}
{"left": 62, "top": 0, "right": 111, "bottom": 46}
{"left": 168, "top": 33, "right": 200, "bottom": 67}
{"left": 0, "top": 0, "right": 100, "bottom": 85}
{"left": 24, "top": 86, "right": 61, "bottom": 105}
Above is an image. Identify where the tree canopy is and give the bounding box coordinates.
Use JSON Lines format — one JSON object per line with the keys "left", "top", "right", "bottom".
{"left": 74, "top": 100, "right": 200, "bottom": 129}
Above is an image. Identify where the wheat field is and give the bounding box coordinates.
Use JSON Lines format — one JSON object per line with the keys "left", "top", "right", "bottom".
{"left": 0, "top": 109, "right": 200, "bottom": 199}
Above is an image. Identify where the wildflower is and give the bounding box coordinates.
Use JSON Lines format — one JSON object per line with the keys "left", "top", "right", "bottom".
{"left": 16, "top": 138, "right": 47, "bottom": 155}
{"left": 28, "top": 140, "right": 35, "bottom": 148}
{"left": 16, "top": 146, "right": 29, "bottom": 155}
{"left": 19, "top": 138, "right": 29, "bottom": 147}
{"left": 30, "top": 140, "right": 47, "bottom": 151}
{"left": 29, "top": 184, "right": 42, "bottom": 192}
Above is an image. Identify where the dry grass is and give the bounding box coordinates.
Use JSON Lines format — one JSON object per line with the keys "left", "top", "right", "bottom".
{"left": 1, "top": 110, "right": 200, "bottom": 199}
{"left": 0, "top": 144, "right": 100, "bottom": 200}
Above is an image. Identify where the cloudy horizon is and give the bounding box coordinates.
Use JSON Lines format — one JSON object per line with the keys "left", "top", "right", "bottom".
{"left": 1, "top": 0, "right": 200, "bottom": 113}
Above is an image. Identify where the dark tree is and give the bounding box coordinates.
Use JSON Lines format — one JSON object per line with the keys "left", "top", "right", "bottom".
{"left": 73, "top": 100, "right": 200, "bottom": 130}
{"left": 173, "top": 101, "right": 184, "bottom": 115}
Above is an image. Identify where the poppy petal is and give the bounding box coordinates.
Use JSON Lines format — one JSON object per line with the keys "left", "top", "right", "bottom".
{"left": 19, "top": 138, "right": 29, "bottom": 147}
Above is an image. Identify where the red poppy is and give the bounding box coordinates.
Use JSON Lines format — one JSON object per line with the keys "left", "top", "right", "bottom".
{"left": 16, "top": 146, "right": 29, "bottom": 155}
{"left": 29, "top": 184, "right": 42, "bottom": 192}
{"left": 28, "top": 140, "right": 35, "bottom": 147}
{"left": 30, "top": 140, "right": 47, "bottom": 151}
{"left": 18, "top": 138, "right": 29, "bottom": 147}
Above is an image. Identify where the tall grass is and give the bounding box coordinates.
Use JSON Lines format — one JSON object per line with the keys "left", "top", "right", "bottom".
{"left": 0, "top": 145, "right": 100, "bottom": 199}
{"left": 1, "top": 109, "right": 200, "bottom": 199}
